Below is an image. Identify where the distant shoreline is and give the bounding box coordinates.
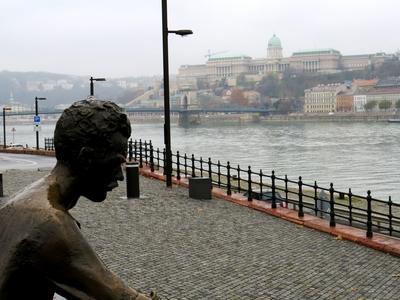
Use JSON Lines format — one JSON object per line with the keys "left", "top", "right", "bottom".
{"left": 5, "top": 111, "right": 398, "bottom": 125}
{"left": 261, "top": 112, "right": 398, "bottom": 123}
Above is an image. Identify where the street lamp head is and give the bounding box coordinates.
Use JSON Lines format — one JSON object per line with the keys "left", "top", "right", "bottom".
{"left": 35, "top": 97, "right": 47, "bottom": 101}
{"left": 93, "top": 78, "right": 106, "bottom": 82}
{"left": 3, "top": 107, "right": 12, "bottom": 111}
{"left": 168, "top": 29, "right": 193, "bottom": 36}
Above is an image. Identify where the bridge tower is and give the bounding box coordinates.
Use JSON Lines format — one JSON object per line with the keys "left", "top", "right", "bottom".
{"left": 178, "top": 93, "right": 201, "bottom": 127}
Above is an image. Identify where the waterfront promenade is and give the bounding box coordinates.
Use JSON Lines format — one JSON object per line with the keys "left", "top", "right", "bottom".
{"left": 2, "top": 168, "right": 400, "bottom": 299}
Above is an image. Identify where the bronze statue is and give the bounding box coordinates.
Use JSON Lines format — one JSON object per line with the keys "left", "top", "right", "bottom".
{"left": 0, "top": 100, "right": 157, "bottom": 300}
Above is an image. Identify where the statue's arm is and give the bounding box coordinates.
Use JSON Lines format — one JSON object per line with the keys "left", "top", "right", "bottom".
{"left": 34, "top": 217, "right": 151, "bottom": 300}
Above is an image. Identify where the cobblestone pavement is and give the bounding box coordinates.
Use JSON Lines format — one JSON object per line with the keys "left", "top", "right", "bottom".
{"left": 2, "top": 169, "right": 400, "bottom": 300}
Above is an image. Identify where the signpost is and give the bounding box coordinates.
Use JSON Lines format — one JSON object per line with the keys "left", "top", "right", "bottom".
{"left": 34, "top": 115, "right": 41, "bottom": 125}
{"left": 34, "top": 97, "right": 46, "bottom": 150}
{"left": 11, "top": 127, "right": 16, "bottom": 144}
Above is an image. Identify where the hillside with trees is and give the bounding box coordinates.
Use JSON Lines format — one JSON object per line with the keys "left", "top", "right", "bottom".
{"left": 0, "top": 71, "right": 159, "bottom": 108}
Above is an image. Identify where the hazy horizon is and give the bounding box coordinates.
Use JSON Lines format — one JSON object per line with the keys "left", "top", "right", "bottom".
{"left": 1, "top": 0, "right": 399, "bottom": 78}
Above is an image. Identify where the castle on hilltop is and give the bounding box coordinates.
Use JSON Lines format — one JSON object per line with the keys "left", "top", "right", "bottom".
{"left": 177, "top": 34, "right": 396, "bottom": 89}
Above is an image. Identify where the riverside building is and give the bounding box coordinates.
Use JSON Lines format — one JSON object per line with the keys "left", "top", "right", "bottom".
{"left": 304, "top": 83, "right": 348, "bottom": 113}
{"left": 177, "top": 34, "right": 395, "bottom": 89}
{"left": 304, "top": 78, "right": 400, "bottom": 113}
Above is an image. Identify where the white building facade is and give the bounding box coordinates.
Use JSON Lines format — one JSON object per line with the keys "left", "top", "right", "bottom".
{"left": 353, "top": 94, "right": 367, "bottom": 112}
{"left": 177, "top": 34, "right": 396, "bottom": 90}
{"left": 304, "top": 83, "right": 347, "bottom": 113}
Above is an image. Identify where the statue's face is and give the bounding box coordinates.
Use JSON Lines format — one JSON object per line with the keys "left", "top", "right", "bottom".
{"left": 79, "top": 132, "right": 128, "bottom": 202}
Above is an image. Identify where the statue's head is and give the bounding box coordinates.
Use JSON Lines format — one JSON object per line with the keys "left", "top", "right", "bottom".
{"left": 54, "top": 100, "right": 131, "bottom": 202}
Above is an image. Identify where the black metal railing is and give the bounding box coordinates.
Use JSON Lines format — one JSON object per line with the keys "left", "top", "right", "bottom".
{"left": 128, "top": 139, "right": 400, "bottom": 239}
{"left": 44, "top": 138, "right": 55, "bottom": 151}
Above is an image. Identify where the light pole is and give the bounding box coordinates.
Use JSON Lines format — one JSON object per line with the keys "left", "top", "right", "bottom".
{"left": 2, "top": 107, "right": 11, "bottom": 148}
{"left": 35, "top": 97, "right": 46, "bottom": 150}
{"left": 162, "top": 0, "right": 193, "bottom": 187}
{"left": 90, "top": 77, "right": 106, "bottom": 96}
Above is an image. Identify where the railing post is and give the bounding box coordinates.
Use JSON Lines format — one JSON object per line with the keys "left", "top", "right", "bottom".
{"left": 144, "top": 141, "right": 148, "bottom": 165}
{"left": 176, "top": 151, "right": 181, "bottom": 180}
{"left": 284, "top": 175, "right": 288, "bottom": 206}
{"left": 313, "top": 181, "right": 318, "bottom": 216}
{"left": 134, "top": 140, "right": 138, "bottom": 161}
{"left": 366, "top": 190, "right": 373, "bottom": 238}
{"left": 227, "top": 161, "right": 232, "bottom": 196}
{"left": 191, "top": 154, "right": 195, "bottom": 177}
{"left": 348, "top": 188, "right": 353, "bottom": 225}
{"left": 388, "top": 196, "right": 393, "bottom": 236}
{"left": 271, "top": 170, "right": 277, "bottom": 209}
{"left": 157, "top": 148, "right": 160, "bottom": 170}
{"left": 247, "top": 166, "right": 252, "bottom": 201}
{"left": 184, "top": 153, "right": 188, "bottom": 177}
{"left": 163, "top": 148, "right": 166, "bottom": 175}
{"left": 0, "top": 173, "right": 3, "bottom": 197}
{"left": 329, "top": 183, "right": 336, "bottom": 227}
{"left": 139, "top": 139, "right": 143, "bottom": 168}
{"left": 237, "top": 165, "right": 241, "bottom": 192}
{"left": 217, "top": 160, "right": 221, "bottom": 187}
{"left": 298, "top": 176, "right": 304, "bottom": 217}
{"left": 150, "top": 144, "right": 155, "bottom": 172}
{"left": 200, "top": 157, "right": 203, "bottom": 177}
{"left": 208, "top": 158, "right": 212, "bottom": 180}
{"left": 128, "top": 139, "right": 133, "bottom": 162}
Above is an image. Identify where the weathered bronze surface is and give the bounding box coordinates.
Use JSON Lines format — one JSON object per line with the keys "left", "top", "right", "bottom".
{"left": 0, "top": 100, "right": 155, "bottom": 300}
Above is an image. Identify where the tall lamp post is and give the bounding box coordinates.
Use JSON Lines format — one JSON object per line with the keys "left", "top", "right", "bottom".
{"left": 90, "top": 77, "right": 106, "bottom": 96}
{"left": 35, "top": 97, "right": 47, "bottom": 150}
{"left": 162, "top": 0, "right": 193, "bottom": 187}
{"left": 2, "top": 107, "right": 12, "bottom": 148}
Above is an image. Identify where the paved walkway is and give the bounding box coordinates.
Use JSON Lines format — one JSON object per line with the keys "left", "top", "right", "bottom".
{"left": 0, "top": 152, "right": 55, "bottom": 171}
{"left": 2, "top": 169, "right": 400, "bottom": 300}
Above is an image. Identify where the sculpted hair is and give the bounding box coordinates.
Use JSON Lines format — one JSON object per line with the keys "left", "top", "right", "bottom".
{"left": 54, "top": 100, "right": 131, "bottom": 163}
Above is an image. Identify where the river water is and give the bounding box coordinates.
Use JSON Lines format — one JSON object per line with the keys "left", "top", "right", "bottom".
{"left": 4, "top": 120, "right": 400, "bottom": 202}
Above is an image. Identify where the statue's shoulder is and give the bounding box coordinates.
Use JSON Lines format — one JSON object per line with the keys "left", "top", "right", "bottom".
{"left": 0, "top": 192, "right": 77, "bottom": 237}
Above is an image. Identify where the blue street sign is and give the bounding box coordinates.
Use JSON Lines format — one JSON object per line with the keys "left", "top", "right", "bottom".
{"left": 34, "top": 115, "right": 41, "bottom": 124}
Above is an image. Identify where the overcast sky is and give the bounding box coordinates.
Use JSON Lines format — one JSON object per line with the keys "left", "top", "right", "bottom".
{"left": 0, "top": 0, "right": 399, "bottom": 78}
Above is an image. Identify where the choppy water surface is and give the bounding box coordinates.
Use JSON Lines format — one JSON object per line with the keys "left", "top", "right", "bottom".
{"left": 132, "top": 122, "right": 400, "bottom": 202}
{"left": 6, "top": 121, "right": 400, "bottom": 201}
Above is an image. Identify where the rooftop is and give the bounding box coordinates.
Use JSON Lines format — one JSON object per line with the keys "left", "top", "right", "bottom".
{"left": 367, "top": 87, "right": 400, "bottom": 95}
{"left": 292, "top": 48, "right": 341, "bottom": 56}
{"left": 353, "top": 79, "right": 379, "bottom": 87}
{"left": 268, "top": 34, "right": 282, "bottom": 48}
{"left": 208, "top": 53, "right": 252, "bottom": 62}
{"left": 377, "top": 77, "right": 400, "bottom": 88}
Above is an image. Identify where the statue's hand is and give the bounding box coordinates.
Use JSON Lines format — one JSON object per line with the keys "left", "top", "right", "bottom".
{"left": 150, "top": 290, "right": 160, "bottom": 300}
{"left": 134, "top": 289, "right": 160, "bottom": 300}
{"left": 135, "top": 292, "right": 152, "bottom": 300}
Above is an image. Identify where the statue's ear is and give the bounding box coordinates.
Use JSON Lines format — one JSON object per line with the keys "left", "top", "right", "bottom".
{"left": 77, "top": 147, "right": 95, "bottom": 169}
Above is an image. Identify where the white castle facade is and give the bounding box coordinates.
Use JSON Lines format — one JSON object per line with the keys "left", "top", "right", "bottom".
{"left": 177, "top": 34, "right": 395, "bottom": 89}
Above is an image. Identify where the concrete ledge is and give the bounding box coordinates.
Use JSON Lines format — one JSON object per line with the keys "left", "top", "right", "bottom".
{"left": 0, "top": 148, "right": 55, "bottom": 157}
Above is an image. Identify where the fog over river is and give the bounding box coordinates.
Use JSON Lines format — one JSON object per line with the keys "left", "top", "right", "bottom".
{"left": 5, "top": 121, "right": 400, "bottom": 202}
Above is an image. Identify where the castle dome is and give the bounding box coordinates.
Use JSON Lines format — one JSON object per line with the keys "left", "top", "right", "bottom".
{"left": 268, "top": 34, "right": 282, "bottom": 48}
